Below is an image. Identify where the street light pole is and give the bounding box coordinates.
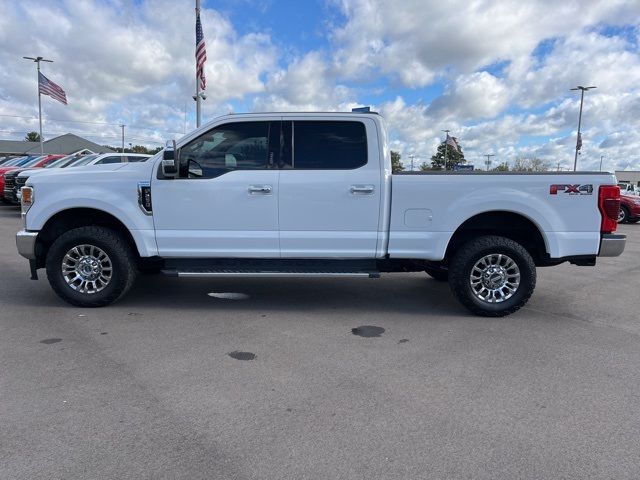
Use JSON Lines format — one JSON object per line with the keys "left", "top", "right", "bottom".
{"left": 23, "top": 56, "right": 53, "bottom": 155}
{"left": 120, "top": 124, "right": 125, "bottom": 153}
{"left": 571, "top": 85, "right": 596, "bottom": 171}
{"left": 599, "top": 155, "right": 604, "bottom": 172}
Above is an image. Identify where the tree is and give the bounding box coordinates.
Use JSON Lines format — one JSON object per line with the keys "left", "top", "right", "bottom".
{"left": 493, "top": 162, "right": 510, "bottom": 172}
{"left": 419, "top": 161, "right": 432, "bottom": 171}
{"left": 24, "top": 131, "right": 41, "bottom": 142}
{"left": 511, "top": 157, "right": 550, "bottom": 172}
{"left": 391, "top": 150, "right": 404, "bottom": 173}
{"left": 430, "top": 140, "right": 466, "bottom": 170}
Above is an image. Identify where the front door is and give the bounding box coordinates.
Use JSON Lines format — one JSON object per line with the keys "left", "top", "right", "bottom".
{"left": 152, "top": 120, "right": 280, "bottom": 257}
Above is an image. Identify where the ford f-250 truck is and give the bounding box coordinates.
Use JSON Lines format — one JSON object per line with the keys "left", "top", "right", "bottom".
{"left": 16, "top": 112, "right": 625, "bottom": 316}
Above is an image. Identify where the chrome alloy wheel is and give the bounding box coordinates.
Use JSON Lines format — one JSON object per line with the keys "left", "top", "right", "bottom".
{"left": 618, "top": 207, "right": 626, "bottom": 223}
{"left": 61, "top": 244, "right": 113, "bottom": 294}
{"left": 470, "top": 254, "right": 520, "bottom": 304}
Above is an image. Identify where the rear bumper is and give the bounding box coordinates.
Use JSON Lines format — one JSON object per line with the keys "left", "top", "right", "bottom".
{"left": 16, "top": 230, "right": 38, "bottom": 260}
{"left": 598, "top": 233, "right": 626, "bottom": 257}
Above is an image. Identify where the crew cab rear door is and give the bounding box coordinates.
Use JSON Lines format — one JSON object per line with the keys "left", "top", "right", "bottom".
{"left": 278, "top": 117, "right": 382, "bottom": 257}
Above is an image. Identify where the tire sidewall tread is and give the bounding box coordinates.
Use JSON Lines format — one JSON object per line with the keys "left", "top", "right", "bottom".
{"left": 448, "top": 235, "right": 536, "bottom": 317}
{"left": 45, "top": 226, "right": 137, "bottom": 307}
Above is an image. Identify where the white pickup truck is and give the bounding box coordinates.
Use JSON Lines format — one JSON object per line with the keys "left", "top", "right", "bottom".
{"left": 16, "top": 112, "right": 625, "bottom": 316}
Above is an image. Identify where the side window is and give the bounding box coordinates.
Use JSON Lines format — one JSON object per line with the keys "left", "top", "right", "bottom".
{"left": 96, "top": 156, "right": 123, "bottom": 164}
{"left": 179, "top": 122, "right": 270, "bottom": 179}
{"left": 126, "top": 156, "right": 145, "bottom": 163}
{"left": 292, "top": 121, "right": 367, "bottom": 169}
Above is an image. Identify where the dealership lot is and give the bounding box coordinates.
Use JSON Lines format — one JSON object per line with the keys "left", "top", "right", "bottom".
{"left": 1, "top": 204, "right": 639, "bottom": 479}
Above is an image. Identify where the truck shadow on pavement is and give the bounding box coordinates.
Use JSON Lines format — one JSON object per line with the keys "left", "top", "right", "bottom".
{"left": 117, "top": 273, "right": 465, "bottom": 318}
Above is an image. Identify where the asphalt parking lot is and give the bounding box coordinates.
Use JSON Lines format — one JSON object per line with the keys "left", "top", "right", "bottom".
{"left": 1, "top": 204, "right": 639, "bottom": 480}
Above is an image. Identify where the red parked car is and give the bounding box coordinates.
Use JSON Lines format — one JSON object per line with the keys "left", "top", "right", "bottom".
{"left": 619, "top": 195, "right": 640, "bottom": 223}
{"left": 0, "top": 154, "right": 63, "bottom": 203}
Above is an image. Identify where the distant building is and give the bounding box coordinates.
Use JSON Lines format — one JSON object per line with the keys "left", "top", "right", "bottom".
{"left": 0, "top": 133, "right": 115, "bottom": 156}
{"left": 616, "top": 171, "right": 640, "bottom": 186}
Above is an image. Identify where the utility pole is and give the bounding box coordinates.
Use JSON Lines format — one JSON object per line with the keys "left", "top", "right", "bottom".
{"left": 23, "top": 56, "right": 53, "bottom": 155}
{"left": 571, "top": 85, "right": 596, "bottom": 171}
{"left": 442, "top": 129, "right": 450, "bottom": 170}
{"left": 409, "top": 154, "right": 415, "bottom": 171}
{"left": 599, "top": 155, "right": 604, "bottom": 172}
{"left": 120, "top": 124, "right": 125, "bottom": 153}
{"left": 484, "top": 153, "right": 495, "bottom": 171}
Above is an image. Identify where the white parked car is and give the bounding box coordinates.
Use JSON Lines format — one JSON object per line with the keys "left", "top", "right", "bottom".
{"left": 16, "top": 111, "right": 625, "bottom": 316}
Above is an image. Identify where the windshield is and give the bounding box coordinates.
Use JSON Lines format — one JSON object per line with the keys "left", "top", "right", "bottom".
{"left": 68, "top": 154, "right": 99, "bottom": 167}
{"left": 21, "top": 156, "right": 45, "bottom": 168}
{"left": 2, "top": 157, "right": 25, "bottom": 166}
{"left": 13, "top": 156, "right": 38, "bottom": 167}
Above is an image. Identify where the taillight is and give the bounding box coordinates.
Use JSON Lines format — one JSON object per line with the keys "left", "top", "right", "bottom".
{"left": 598, "top": 185, "right": 620, "bottom": 233}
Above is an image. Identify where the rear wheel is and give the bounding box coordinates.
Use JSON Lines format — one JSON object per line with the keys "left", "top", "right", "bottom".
{"left": 618, "top": 206, "right": 629, "bottom": 223}
{"left": 45, "top": 226, "right": 137, "bottom": 307}
{"left": 448, "top": 236, "right": 536, "bottom": 317}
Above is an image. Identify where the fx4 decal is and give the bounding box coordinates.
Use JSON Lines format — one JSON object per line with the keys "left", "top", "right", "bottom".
{"left": 550, "top": 184, "right": 593, "bottom": 195}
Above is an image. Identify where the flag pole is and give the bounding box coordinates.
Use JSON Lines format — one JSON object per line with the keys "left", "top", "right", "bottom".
{"left": 442, "top": 129, "right": 450, "bottom": 171}
{"left": 23, "top": 56, "right": 53, "bottom": 154}
{"left": 195, "top": 0, "right": 201, "bottom": 128}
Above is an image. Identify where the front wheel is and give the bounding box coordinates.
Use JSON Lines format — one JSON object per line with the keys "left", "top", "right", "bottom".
{"left": 448, "top": 236, "right": 536, "bottom": 317}
{"left": 45, "top": 226, "right": 137, "bottom": 307}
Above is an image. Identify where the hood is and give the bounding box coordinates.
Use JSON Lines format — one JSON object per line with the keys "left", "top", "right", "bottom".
{"left": 27, "top": 158, "right": 157, "bottom": 187}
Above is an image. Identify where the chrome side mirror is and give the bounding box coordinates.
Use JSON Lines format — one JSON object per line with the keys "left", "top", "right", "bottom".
{"left": 162, "top": 140, "right": 178, "bottom": 178}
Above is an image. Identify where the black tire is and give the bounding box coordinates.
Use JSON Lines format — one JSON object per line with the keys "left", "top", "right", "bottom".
{"left": 448, "top": 235, "right": 536, "bottom": 317}
{"left": 628, "top": 218, "right": 640, "bottom": 224}
{"left": 618, "top": 206, "right": 629, "bottom": 224}
{"left": 45, "top": 226, "right": 137, "bottom": 307}
{"left": 425, "top": 264, "right": 449, "bottom": 282}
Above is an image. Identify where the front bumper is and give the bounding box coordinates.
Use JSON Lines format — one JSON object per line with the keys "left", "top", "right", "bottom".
{"left": 598, "top": 233, "right": 626, "bottom": 257}
{"left": 16, "top": 230, "right": 38, "bottom": 260}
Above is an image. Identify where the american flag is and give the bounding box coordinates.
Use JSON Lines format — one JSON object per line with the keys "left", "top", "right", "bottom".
{"left": 445, "top": 134, "right": 460, "bottom": 153}
{"left": 38, "top": 71, "right": 67, "bottom": 105}
{"left": 196, "top": 11, "right": 207, "bottom": 90}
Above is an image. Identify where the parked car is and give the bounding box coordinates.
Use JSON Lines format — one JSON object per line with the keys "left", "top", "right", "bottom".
{"left": 2, "top": 155, "right": 64, "bottom": 203}
{"left": 16, "top": 112, "right": 625, "bottom": 316}
{"left": 618, "top": 195, "right": 640, "bottom": 223}
{"left": 13, "top": 153, "right": 151, "bottom": 202}
{"left": 0, "top": 156, "right": 46, "bottom": 202}
{"left": 618, "top": 182, "right": 639, "bottom": 196}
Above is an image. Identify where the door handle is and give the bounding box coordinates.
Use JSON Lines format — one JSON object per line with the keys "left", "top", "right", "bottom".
{"left": 248, "top": 185, "right": 272, "bottom": 195}
{"left": 349, "top": 185, "right": 375, "bottom": 195}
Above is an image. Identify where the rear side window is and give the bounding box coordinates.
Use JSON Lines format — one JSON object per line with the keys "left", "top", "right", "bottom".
{"left": 292, "top": 121, "right": 367, "bottom": 169}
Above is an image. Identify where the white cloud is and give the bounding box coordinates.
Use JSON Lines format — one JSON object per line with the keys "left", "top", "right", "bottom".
{"left": 330, "top": 0, "right": 636, "bottom": 87}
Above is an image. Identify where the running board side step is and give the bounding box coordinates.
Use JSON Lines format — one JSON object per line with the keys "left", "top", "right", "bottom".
{"left": 162, "top": 269, "right": 380, "bottom": 278}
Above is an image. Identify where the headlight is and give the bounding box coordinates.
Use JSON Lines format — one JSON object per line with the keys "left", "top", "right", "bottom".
{"left": 21, "top": 186, "right": 34, "bottom": 214}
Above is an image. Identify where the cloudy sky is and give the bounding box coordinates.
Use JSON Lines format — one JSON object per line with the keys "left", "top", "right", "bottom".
{"left": 0, "top": 0, "right": 639, "bottom": 171}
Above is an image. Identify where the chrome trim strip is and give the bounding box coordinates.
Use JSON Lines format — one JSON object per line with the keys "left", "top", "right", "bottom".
{"left": 175, "top": 272, "right": 376, "bottom": 278}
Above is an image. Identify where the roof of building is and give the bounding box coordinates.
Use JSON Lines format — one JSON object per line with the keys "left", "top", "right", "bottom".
{"left": 0, "top": 133, "right": 115, "bottom": 156}
{"left": 0, "top": 140, "right": 40, "bottom": 155}
{"left": 26, "top": 133, "right": 115, "bottom": 155}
